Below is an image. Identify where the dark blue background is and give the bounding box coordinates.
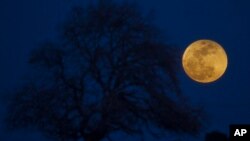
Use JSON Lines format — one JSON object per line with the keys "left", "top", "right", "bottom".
{"left": 1, "top": 0, "right": 250, "bottom": 140}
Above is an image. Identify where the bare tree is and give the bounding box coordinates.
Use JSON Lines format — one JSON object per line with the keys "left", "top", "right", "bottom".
{"left": 6, "top": 1, "right": 203, "bottom": 141}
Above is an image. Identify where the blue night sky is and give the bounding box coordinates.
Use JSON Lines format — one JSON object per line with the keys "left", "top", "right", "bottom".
{"left": 1, "top": 0, "right": 250, "bottom": 141}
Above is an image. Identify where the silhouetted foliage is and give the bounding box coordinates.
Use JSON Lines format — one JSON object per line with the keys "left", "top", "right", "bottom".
{"left": 205, "top": 131, "right": 228, "bottom": 141}
{"left": 6, "top": 1, "right": 203, "bottom": 141}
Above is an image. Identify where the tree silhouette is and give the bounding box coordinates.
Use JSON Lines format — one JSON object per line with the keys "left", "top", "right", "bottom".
{"left": 6, "top": 1, "right": 203, "bottom": 141}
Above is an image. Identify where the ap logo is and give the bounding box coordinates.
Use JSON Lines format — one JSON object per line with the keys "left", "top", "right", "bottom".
{"left": 234, "top": 129, "right": 247, "bottom": 137}
{"left": 230, "top": 125, "right": 250, "bottom": 141}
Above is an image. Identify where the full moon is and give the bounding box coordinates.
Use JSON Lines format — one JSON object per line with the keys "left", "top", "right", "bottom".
{"left": 182, "top": 39, "right": 228, "bottom": 83}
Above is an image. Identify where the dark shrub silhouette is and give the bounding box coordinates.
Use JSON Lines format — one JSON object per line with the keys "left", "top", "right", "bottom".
{"left": 6, "top": 1, "right": 203, "bottom": 141}
{"left": 205, "top": 131, "right": 228, "bottom": 141}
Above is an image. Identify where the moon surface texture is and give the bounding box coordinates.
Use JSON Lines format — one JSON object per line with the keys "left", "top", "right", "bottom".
{"left": 182, "top": 39, "right": 228, "bottom": 83}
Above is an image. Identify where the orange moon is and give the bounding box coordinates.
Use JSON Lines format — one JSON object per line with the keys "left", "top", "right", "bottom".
{"left": 182, "top": 39, "right": 228, "bottom": 83}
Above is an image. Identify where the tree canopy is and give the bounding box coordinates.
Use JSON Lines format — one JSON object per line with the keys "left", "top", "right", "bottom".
{"left": 6, "top": 1, "right": 203, "bottom": 141}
